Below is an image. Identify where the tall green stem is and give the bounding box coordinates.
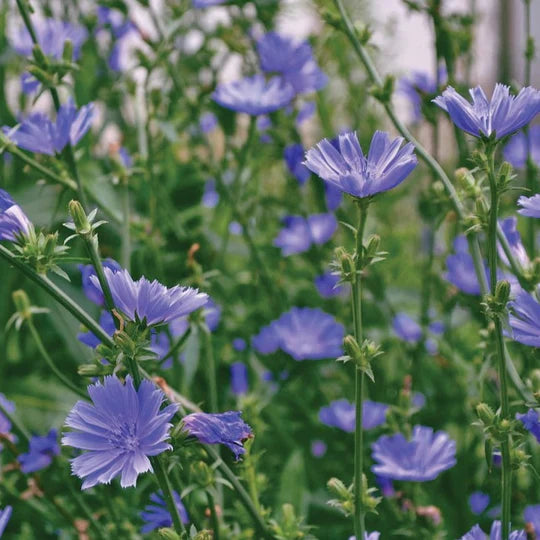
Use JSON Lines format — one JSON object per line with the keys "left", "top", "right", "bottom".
{"left": 486, "top": 147, "right": 511, "bottom": 540}
{"left": 201, "top": 325, "right": 218, "bottom": 412}
{"left": 352, "top": 200, "right": 368, "bottom": 539}
{"left": 121, "top": 178, "right": 131, "bottom": 271}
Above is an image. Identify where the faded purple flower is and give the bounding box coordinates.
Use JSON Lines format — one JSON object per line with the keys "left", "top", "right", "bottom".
{"left": 274, "top": 214, "right": 337, "bottom": 256}
{"left": 296, "top": 101, "right": 316, "bottom": 125}
{"left": 204, "top": 298, "right": 221, "bottom": 331}
{"left": 393, "top": 313, "right": 422, "bottom": 344}
{"left": 319, "top": 399, "right": 388, "bottom": 432}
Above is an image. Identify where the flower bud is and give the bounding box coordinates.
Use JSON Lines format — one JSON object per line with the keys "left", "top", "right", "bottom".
{"left": 32, "top": 44, "right": 48, "bottom": 67}
{"left": 69, "top": 200, "right": 92, "bottom": 235}
{"left": 343, "top": 335, "right": 361, "bottom": 362}
{"left": 495, "top": 280, "right": 510, "bottom": 306}
{"left": 530, "top": 369, "right": 540, "bottom": 393}
{"left": 327, "top": 477, "right": 350, "bottom": 499}
{"left": 190, "top": 461, "right": 214, "bottom": 488}
{"left": 335, "top": 247, "right": 356, "bottom": 283}
{"left": 78, "top": 363, "right": 104, "bottom": 377}
{"left": 365, "top": 234, "right": 380, "bottom": 259}
{"left": 476, "top": 402, "right": 495, "bottom": 425}
{"left": 12, "top": 290, "right": 31, "bottom": 318}
{"left": 192, "top": 531, "right": 213, "bottom": 540}
{"left": 157, "top": 529, "right": 182, "bottom": 540}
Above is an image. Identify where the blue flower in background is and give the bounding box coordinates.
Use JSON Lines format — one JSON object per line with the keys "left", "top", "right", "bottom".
{"left": 200, "top": 112, "right": 218, "bottom": 134}
{"left": 444, "top": 236, "right": 488, "bottom": 295}
{"left": 0, "top": 189, "right": 31, "bottom": 241}
{"left": 78, "top": 311, "right": 115, "bottom": 349}
{"left": 296, "top": 101, "right": 316, "bottom": 125}
{"left": 228, "top": 221, "right": 243, "bottom": 235}
{"left": 90, "top": 268, "right": 208, "bottom": 326}
{"left": 202, "top": 179, "right": 219, "bottom": 208}
{"left": 518, "top": 194, "right": 540, "bottom": 218}
{"left": 433, "top": 84, "right": 540, "bottom": 139}
{"left": 324, "top": 181, "right": 343, "bottom": 211}
{"left": 319, "top": 399, "right": 388, "bottom": 432}
{"left": 62, "top": 376, "right": 178, "bottom": 489}
{"left": 314, "top": 272, "right": 347, "bottom": 298}
{"left": 524, "top": 505, "right": 540, "bottom": 537}
{"left": 79, "top": 259, "right": 122, "bottom": 306}
{"left": 498, "top": 217, "right": 530, "bottom": 270}
{"left": 9, "top": 18, "right": 88, "bottom": 59}
{"left": 230, "top": 362, "right": 248, "bottom": 396}
{"left": 0, "top": 506, "right": 12, "bottom": 538}
{"left": 0, "top": 394, "right": 15, "bottom": 438}
{"left": 392, "top": 313, "right": 422, "bottom": 344}
{"left": 304, "top": 131, "right": 417, "bottom": 199}
{"left": 311, "top": 439, "right": 327, "bottom": 458}
{"left": 140, "top": 490, "right": 189, "bottom": 533}
{"left": 371, "top": 425, "right": 456, "bottom": 481}
{"left": 274, "top": 213, "right": 337, "bottom": 256}
{"left": 212, "top": 75, "right": 294, "bottom": 115}
{"left": 503, "top": 125, "right": 540, "bottom": 168}
{"left": 516, "top": 409, "right": 540, "bottom": 442}
{"left": 3, "top": 100, "right": 94, "bottom": 156}
{"left": 469, "top": 491, "right": 490, "bottom": 515}
{"left": 509, "top": 290, "right": 540, "bottom": 347}
{"left": 18, "top": 429, "right": 60, "bottom": 473}
{"left": 204, "top": 298, "right": 221, "bottom": 331}
{"left": 459, "top": 522, "right": 525, "bottom": 539}
{"left": 254, "top": 307, "right": 344, "bottom": 361}
{"left": 193, "top": 0, "right": 226, "bottom": 7}
{"left": 284, "top": 144, "right": 311, "bottom": 184}
{"left": 232, "top": 338, "right": 246, "bottom": 351}
{"left": 376, "top": 475, "right": 395, "bottom": 497}
{"left": 182, "top": 411, "right": 252, "bottom": 459}
{"left": 348, "top": 533, "right": 380, "bottom": 540}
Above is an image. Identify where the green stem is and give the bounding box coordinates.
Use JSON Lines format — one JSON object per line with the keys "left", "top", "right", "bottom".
{"left": 207, "top": 491, "right": 220, "bottom": 540}
{"left": 201, "top": 324, "right": 218, "bottom": 412}
{"left": 27, "top": 317, "right": 88, "bottom": 399}
{"left": 161, "top": 327, "right": 192, "bottom": 365}
{"left": 121, "top": 178, "right": 131, "bottom": 272}
{"left": 0, "top": 399, "right": 30, "bottom": 443}
{"left": 352, "top": 200, "right": 368, "bottom": 540}
{"left": 486, "top": 147, "right": 511, "bottom": 540}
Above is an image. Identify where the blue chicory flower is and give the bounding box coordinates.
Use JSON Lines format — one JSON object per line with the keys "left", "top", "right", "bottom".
{"left": 371, "top": 425, "right": 456, "bottom": 481}
{"left": 433, "top": 84, "right": 540, "bottom": 140}
{"left": 459, "top": 522, "right": 525, "bottom": 539}
{"left": 469, "top": 491, "right": 490, "bottom": 515}
{"left": 518, "top": 194, "right": 540, "bottom": 218}
{"left": 314, "top": 272, "right": 347, "bottom": 298}
{"left": 311, "top": 439, "right": 327, "bottom": 458}
{"left": 324, "top": 181, "right": 343, "bottom": 211}
{"left": 376, "top": 475, "right": 395, "bottom": 497}
{"left": 202, "top": 179, "right": 220, "bottom": 208}
{"left": 0, "top": 506, "right": 12, "bottom": 538}
{"left": 319, "top": 399, "right": 388, "bottom": 432}
{"left": 508, "top": 289, "right": 540, "bottom": 347}
{"left": 140, "top": 490, "right": 189, "bottom": 533}
{"left": 90, "top": 268, "right": 208, "bottom": 326}
{"left": 230, "top": 362, "right": 249, "bottom": 396}
{"left": 78, "top": 311, "right": 116, "bottom": 349}
{"left": 212, "top": 75, "right": 294, "bottom": 115}
{"left": 284, "top": 144, "right": 311, "bottom": 185}
{"left": 444, "top": 236, "right": 488, "bottom": 295}
{"left": 274, "top": 213, "right": 337, "bottom": 256}
{"left": 204, "top": 298, "right": 221, "bottom": 331}
{"left": 232, "top": 338, "right": 246, "bottom": 351}
{"left": 0, "top": 189, "right": 31, "bottom": 241}
{"left": 296, "top": 101, "right": 316, "bottom": 125}
{"left": 503, "top": 125, "right": 540, "bottom": 168}
{"left": 182, "top": 411, "right": 252, "bottom": 459}
{"left": 253, "top": 307, "right": 344, "bottom": 361}
{"left": 18, "top": 429, "right": 60, "bottom": 473}
{"left": 524, "top": 505, "right": 540, "bottom": 537}
{"left": 392, "top": 313, "right": 422, "bottom": 344}
{"left": 79, "top": 259, "right": 122, "bottom": 306}
{"left": 3, "top": 100, "right": 94, "bottom": 156}
{"left": 9, "top": 18, "right": 88, "bottom": 59}
{"left": 304, "top": 131, "right": 418, "bottom": 199}
{"left": 498, "top": 216, "right": 530, "bottom": 270}
{"left": 516, "top": 409, "right": 540, "bottom": 442}
{"left": 62, "top": 375, "right": 178, "bottom": 489}
{"left": 200, "top": 112, "right": 218, "bottom": 134}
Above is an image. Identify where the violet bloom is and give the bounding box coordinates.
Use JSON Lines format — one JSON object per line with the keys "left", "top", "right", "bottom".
{"left": 18, "top": 429, "right": 60, "bottom": 473}
{"left": 90, "top": 268, "right": 208, "bottom": 326}
{"left": 0, "top": 189, "right": 31, "bottom": 241}
{"left": 518, "top": 194, "right": 540, "bottom": 218}
{"left": 0, "top": 506, "right": 12, "bottom": 538}
{"left": 284, "top": 144, "right": 311, "bottom": 185}
{"left": 202, "top": 179, "right": 219, "bottom": 208}
{"left": 371, "top": 425, "right": 456, "bottom": 481}
{"left": 200, "top": 112, "right": 218, "bottom": 134}
{"left": 508, "top": 289, "right": 540, "bottom": 347}
{"left": 304, "top": 131, "right": 417, "bottom": 199}
{"left": 325, "top": 182, "right": 343, "bottom": 211}
{"left": 204, "top": 298, "right": 221, "bottom": 331}
{"left": 296, "top": 101, "right": 316, "bottom": 125}
{"left": 399, "top": 67, "right": 446, "bottom": 123}
{"left": 212, "top": 75, "right": 294, "bottom": 115}
{"left": 230, "top": 362, "right": 248, "bottom": 396}
{"left": 62, "top": 376, "right": 178, "bottom": 489}
{"left": 460, "top": 522, "right": 525, "bottom": 540}
{"left": 315, "top": 272, "right": 347, "bottom": 298}
{"left": 79, "top": 259, "right": 122, "bottom": 306}
{"left": 9, "top": 18, "right": 88, "bottom": 59}
{"left": 469, "top": 491, "right": 490, "bottom": 515}
{"left": 524, "top": 505, "right": 540, "bottom": 537}
{"left": 445, "top": 236, "right": 487, "bottom": 295}
{"left": 274, "top": 214, "right": 337, "bottom": 256}
{"left": 311, "top": 440, "right": 327, "bottom": 458}
{"left": 232, "top": 338, "right": 246, "bottom": 351}
{"left": 3, "top": 100, "right": 94, "bottom": 156}
{"left": 516, "top": 409, "right": 540, "bottom": 442}
{"left": 319, "top": 399, "right": 388, "bottom": 432}
{"left": 393, "top": 313, "right": 422, "bottom": 344}
{"left": 182, "top": 411, "right": 252, "bottom": 459}
{"left": 140, "top": 490, "right": 189, "bottom": 533}
{"left": 193, "top": 0, "right": 226, "bottom": 6}
{"left": 376, "top": 475, "right": 395, "bottom": 497}
{"left": 78, "top": 311, "right": 115, "bottom": 349}
{"left": 254, "top": 307, "right": 344, "bottom": 361}
{"left": 498, "top": 217, "right": 530, "bottom": 270}
{"left": 228, "top": 221, "right": 243, "bottom": 235}
{"left": 433, "top": 84, "right": 540, "bottom": 140}
{"left": 503, "top": 125, "right": 540, "bottom": 168}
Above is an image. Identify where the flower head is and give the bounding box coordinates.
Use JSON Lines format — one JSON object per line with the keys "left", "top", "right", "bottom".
{"left": 503, "top": 125, "right": 540, "bottom": 168}
{"left": 469, "top": 491, "right": 490, "bottom": 515}
{"left": 274, "top": 214, "right": 337, "bottom": 256}
{"left": 518, "top": 194, "right": 540, "bottom": 218}
{"left": 212, "top": 75, "right": 294, "bottom": 115}
{"left": 140, "top": 490, "right": 189, "bottom": 533}
{"left": 460, "top": 522, "right": 525, "bottom": 539}
{"left": 516, "top": 409, "right": 540, "bottom": 442}
{"left": 232, "top": 338, "right": 246, "bottom": 351}
{"left": 315, "top": 272, "right": 347, "bottom": 298}
{"left": 433, "top": 84, "right": 540, "bottom": 139}
{"left": 0, "top": 506, "right": 12, "bottom": 538}
{"left": 78, "top": 311, "right": 116, "bottom": 349}
{"left": 304, "top": 131, "right": 417, "bottom": 199}
{"left": 62, "top": 375, "right": 178, "bottom": 489}
{"left": 444, "top": 236, "right": 488, "bottom": 295}
{"left": 9, "top": 18, "right": 88, "bottom": 60}
{"left": 90, "top": 268, "right": 208, "bottom": 326}
{"left": 508, "top": 289, "right": 540, "bottom": 347}
{"left": 284, "top": 144, "right": 311, "bottom": 185}
{"left": 0, "top": 189, "right": 31, "bottom": 241}
{"left": 79, "top": 259, "right": 122, "bottom": 306}
{"left": 182, "top": 411, "right": 252, "bottom": 459}
{"left": 371, "top": 425, "right": 456, "bottom": 481}
{"left": 254, "top": 307, "right": 344, "bottom": 361}
{"left": 319, "top": 399, "right": 388, "bottom": 432}
{"left": 230, "top": 362, "right": 248, "bottom": 396}
{"left": 3, "top": 100, "right": 94, "bottom": 155}
{"left": 393, "top": 313, "right": 422, "bottom": 344}
{"left": 18, "top": 429, "right": 60, "bottom": 473}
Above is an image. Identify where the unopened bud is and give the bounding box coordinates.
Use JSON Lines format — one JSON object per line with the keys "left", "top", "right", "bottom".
{"left": 365, "top": 234, "right": 380, "bottom": 258}
{"left": 69, "top": 200, "right": 92, "bottom": 235}
{"left": 343, "top": 335, "right": 361, "bottom": 361}
{"left": 190, "top": 461, "right": 214, "bottom": 487}
{"left": 495, "top": 280, "right": 510, "bottom": 305}
{"left": 157, "top": 529, "right": 182, "bottom": 540}
{"left": 476, "top": 402, "right": 495, "bottom": 425}
{"left": 32, "top": 44, "right": 48, "bottom": 67}
{"left": 12, "top": 290, "right": 31, "bottom": 318}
